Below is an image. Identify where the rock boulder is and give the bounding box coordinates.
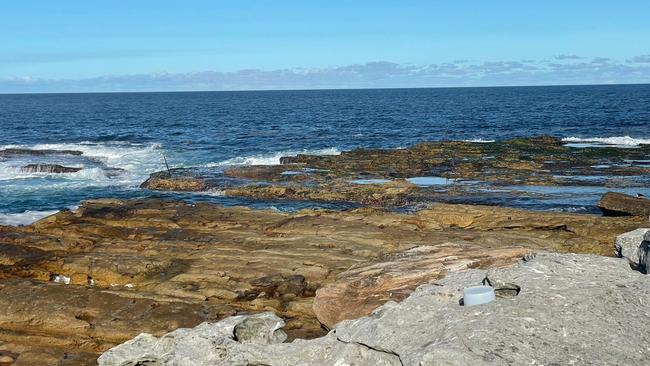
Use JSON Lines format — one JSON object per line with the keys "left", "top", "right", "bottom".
{"left": 616, "top": 230, "right": 650, "bottom": 274}
{"left": 598, "top": 191, "right": 650, "bottom": 218}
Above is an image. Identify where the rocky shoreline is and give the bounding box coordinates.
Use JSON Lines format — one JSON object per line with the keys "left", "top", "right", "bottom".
{"left": 1, "top": 137, "right": 649, "bottom": 365}
{"left": 141, "top": 136, "right": 650, "bottom": 211}
{"left": 0, "top": 198, "right": 646, "bottom": 365}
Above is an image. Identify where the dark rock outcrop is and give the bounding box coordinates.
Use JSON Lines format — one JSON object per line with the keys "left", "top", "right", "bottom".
{"left": 19, "top": 164, "right": 82, "bottom": 174}
{"left": 0, "top": 148, "right": 82, "bottom": 157}
{"left": 140, "top": 137, "right": 650, "bottom": 209}
{"left": 598, "top": 191, "right": 650, "bottom": 217}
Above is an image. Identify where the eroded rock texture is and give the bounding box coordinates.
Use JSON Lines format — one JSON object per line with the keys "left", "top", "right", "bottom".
{"left": 140, "top": 137, "right": 650, "bottom": 208}
{"left": 598, "top": 191, "right": 650, "bottom": 217}
{"left": 0, "top": 199, "right": 644, "bottom": 364}
{"left": 99, "top": 253, "right": 650, "bottom": 366}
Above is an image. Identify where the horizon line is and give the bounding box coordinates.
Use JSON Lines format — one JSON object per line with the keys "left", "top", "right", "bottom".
{"left": 1, "top": 81, "right": 649, "bottom": 96}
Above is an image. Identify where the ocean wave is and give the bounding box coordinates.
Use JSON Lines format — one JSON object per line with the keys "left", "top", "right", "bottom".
{"left": 562, "top": 136, "right": 650, "bottom": 147}
{"left": 0, "top": 165, "right": 108, "bottom": 181}
{"left": 0, "top": 209, "right": 60, "bottom": 226}
{"left": 0, "top": 141, "right": 164, "bottom": 185}
{"left": 463, "top": 138, "right": 495, "bottom": 143}
{"left": 205, "top": 147, "right": 341, "bottom": 167}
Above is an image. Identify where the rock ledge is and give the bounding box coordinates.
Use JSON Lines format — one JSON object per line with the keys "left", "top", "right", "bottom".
{"left": 99, "top": 252, "right": 650, "bottom": 366}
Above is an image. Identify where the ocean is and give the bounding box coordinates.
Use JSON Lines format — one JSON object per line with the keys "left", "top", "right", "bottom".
{"left": 1, "top": 84, "right": 649, "bottom": 225}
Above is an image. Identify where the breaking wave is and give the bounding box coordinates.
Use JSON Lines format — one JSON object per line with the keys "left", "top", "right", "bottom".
{"left": 0, "top": 210, "right": 60, "bottom": 226}
{"left": 463, "top": 138, "right": 495, "bottom": 143}
{"left": 0, "top": 141, "right": 164, "bottom": 185}
{"left": 205, "top": 147, "right": 341, "bottom": 167}
{"left": 562, "top": 136, "right": 650, "bottom": 147}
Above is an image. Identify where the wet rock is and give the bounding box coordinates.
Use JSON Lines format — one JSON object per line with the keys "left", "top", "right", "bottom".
{"left": 313, "top": 244, "right": 530, "bottom": 328}
{"left": 598, "top": 191, "right": 650, "bottom": 218}
{"left": 0, "top": 148, "right": 83, "bottom": 157}
{"left": 142, "top": 137, "right": 650, "bottom": 208}
{"left": 19, "top": 164, "right": 82, "bottom": 173}
{"left": 140, "top": 171, "right": 209, "bottom": 191}
{"left": 224, "top": 164, "right": 309, "bottom": 180}
{"left": 100, "top": 253, "right": 650, "bottom": 366}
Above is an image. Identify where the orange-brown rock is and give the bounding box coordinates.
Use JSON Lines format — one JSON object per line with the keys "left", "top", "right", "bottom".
{"left": 598, "top": 191, "right": 650, "bottom": 217}
{"left": 140, "top": 171, "right": 208, "bottom": 191}
{"left": 0, "top": 198, "right": 645, "bottom": 364}
{"left": 313, "top": 244, "right": 531, "bottom": 328}
{"left": 141, "top": 137, "right": 650, "bottom": 209}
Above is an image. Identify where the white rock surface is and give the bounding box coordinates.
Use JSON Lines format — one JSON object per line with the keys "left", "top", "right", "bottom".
{"left": 99, "top": 253, "right": 650, "bottom": 366}
{"left": 615, "top": 228, "right": 650, "bottom": 271}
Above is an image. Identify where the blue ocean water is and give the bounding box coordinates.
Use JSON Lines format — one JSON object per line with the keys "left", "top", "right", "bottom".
{"left": 1, "top": 85, "right": 649, "bottom": 224}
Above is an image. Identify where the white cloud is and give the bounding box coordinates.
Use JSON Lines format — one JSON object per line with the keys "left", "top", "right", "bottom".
{"left": 627, "top": 55, "right": 650, "bottom": 63}
{"left": 2, "top": 55, "right": 650, "bottom": 93}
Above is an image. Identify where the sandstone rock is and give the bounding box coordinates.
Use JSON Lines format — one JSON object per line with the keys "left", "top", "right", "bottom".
{"left": 0, "top": 199, "right": 645, "bottom": 364}
{"left": 142, "top": 137, "right": 650, "bottom": 208}
{"left": 100, "top": 253, "right": 650, "bottom": 366}
{"left": 598, "top": 191, "right": 650, "bottom": 218}
{"left": 140, "top": 171, "right": 209, "bottom": 191}
{"left": 313, "top": 244, "right": 530, "bottom": 328}
{"left": 0, "top": 355, "right": 14, "bottom": 365}
{"left": 19, "top": 164, "right": 82, "bottom": 174}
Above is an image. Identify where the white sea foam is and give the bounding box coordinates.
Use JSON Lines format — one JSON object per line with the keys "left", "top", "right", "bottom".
{"left": 0, "top": 141, "right": 164, "bottom": 185}
{"left": 206, "top": 147, "right": 341, "bottom": 167}
{"left": 562, "top": 136, "right": 650, "bottom": 147}
{"left": 0, "top": 210, "right": 60, "bottom": 226}
{"left": 0, "top": 165, "right": 108, "bottom": 181}
{"left": 463, "top": 138, "right": 495, "bottom": 143}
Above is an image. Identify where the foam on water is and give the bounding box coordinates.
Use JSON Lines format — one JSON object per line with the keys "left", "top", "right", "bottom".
{"left": 205, "top": 147, "right": 341, "bottom": 166}
{"left": 463, "top": 138, "right": 496, "bottom": 143}
{"left": 0, "top": 210, "right": 60, "bottom": 226}
{"left": 562, "top": 136, "right": 650, "bottom": 147}
{"left": 0, "top": 141, "right": 164, "bottom": 186}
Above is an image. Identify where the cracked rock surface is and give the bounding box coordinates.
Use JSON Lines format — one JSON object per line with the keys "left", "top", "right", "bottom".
{"left": 99, "top": 252, "right": 650, "bottom": 365}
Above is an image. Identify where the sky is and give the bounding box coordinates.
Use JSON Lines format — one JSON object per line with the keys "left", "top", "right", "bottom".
{"left": 2, "top": 1, "right": 650, "bottom": 92}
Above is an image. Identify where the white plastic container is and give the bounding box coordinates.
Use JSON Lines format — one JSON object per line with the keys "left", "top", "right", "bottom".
{"left": 463, "top": 285, "right": 495, "bottom": 306}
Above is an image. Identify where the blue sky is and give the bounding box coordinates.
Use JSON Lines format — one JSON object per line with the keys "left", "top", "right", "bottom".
{"left": 2, "top": 1, "right": 650, "bottom": 92}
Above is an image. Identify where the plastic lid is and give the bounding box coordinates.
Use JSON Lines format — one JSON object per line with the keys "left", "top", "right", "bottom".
{"left": 463, "top": 285, "right": 495, "bottom": 306}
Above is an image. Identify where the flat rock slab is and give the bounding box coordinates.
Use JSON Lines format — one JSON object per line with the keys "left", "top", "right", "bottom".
{"left": 141, "top": 137, "right": 650, "bottom": 208}
{"left": 99, "top": 253, "right": 650, "bottom": 366}
{"left": 599, "top": 191, "right": 650, "bottom": 218}
{"left": 0, "top": 199, "right": 645, "bottom": 364}
{"left": 313, "top": 244, "right": 531, "bottom": 328}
